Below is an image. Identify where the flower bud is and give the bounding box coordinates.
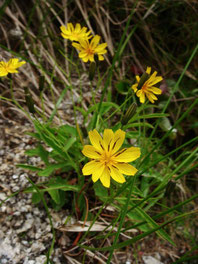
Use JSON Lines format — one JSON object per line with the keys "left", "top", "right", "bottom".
{"left": 136, "top": 72, "right": 149, "bottom": 90}
{"left": 89, "top": 61, "right": 96, "bottom": 81}
{"left": 121, "top": 102, "right": 137, "bottom": 125}
{"left": 24, "top": 87, "right": 35, "bottom": 114}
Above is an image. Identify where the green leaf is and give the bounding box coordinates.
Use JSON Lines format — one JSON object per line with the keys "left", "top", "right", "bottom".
{"left": 25, "top": 132, "right": 41, "bottom": 140}
{"left": 48, "top": 87, "right": 68, "bottom": 123}
{"left": 24, "top": 182, "right": 80, "bottom": 193}
{"left": 115, "top": 80, "right": 129, "bottom": 95}
{"left": 94, "top": 181, "right": 108, "bottom": 201}
{"left": 32, "top": 192, "right": 42, "bottom": 204}
{"left": 17, "top": 164, "right": 42, "bottom": 172}
{"left": 135, "top": 113, "right": 169, "bottom": 120}
{"left": 34, "top": 122, "right": 67, "bottom": 159}
{"left": 59, "top": 124, "right": 77, "bottom": 136}
{"left": 48, "top": 189, "right": 60, "bottom": 204}
{"left": 125, "top": 122, "right": 154, "bottom": 129}
{"left": 134, "top": 206, "right": 175, "bottom": 246}
{"left": 63, "top": 137, "right": 76, "bottom": 152}
{"left": 37, "top": 163, "right": 67, "bottom": 177}
{"left": 25, "top": 144, "right": 49, "bottom": 164}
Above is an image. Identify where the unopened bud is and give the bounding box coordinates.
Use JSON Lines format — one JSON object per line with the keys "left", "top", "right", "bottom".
{"left": 24, "top": 87, "right": 35, "bottom": 114}
{"left": 137, "top": 72, "right": 149, "bottom": 90}
{"left": 89, "top": 61, "right": 96, "bottom": 81}
{"left": 39, "top": 76, "right": 45, "bottom": 92}
{"left": 76, "top": 123, "right": 84, "bottom": 145}
{"left": 121, "top": 102, "right": 137, "bottom": 125}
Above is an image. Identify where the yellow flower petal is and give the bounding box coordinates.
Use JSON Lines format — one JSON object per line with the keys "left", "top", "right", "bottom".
{"left": 136, "top": 75, "right": 140, "bottom": 82}
{"left": 146, "top": 93, "right": 154, "bottom": 103}
{"left": 149, "top": 76, "right": 163, "bottom": 86}
{"left": 137, "top": 90, "right": 145, "bottom": 103}
{"left": 79, "top": 39, "right": 88, "bottom": 49}
{"left": 111, "top": 129, "right": 125, "bottom": 154}
{"left": 132, "top": 84, "right": 138, "bottom": 92}
{"left": 88, "top": 129, "right": 104, "bottom": 152}
{"left": 98, "top": 55, "right": 104, "bottom": 61}
{"left": 114, "top": 163, "right": 137, "bottom": 175}
{"left": 72, "top": 42, "right": 82, "bottom": 50}
{"left": 91, "top": 35, "right": 100, "bottom": 49}
{"left": 109, "top": 166, "right": 126, "bottom": 183}
{"left": 75, "top": 23, "right": 81, "bottom": 32}
{"left": 60, "top": 25, "right": 67, "bottom": 33}
{"left": 82, "top": 56, "right": 89, "bottom": 63}
{"left": 82, "top": 160, "right": 100, "bottom": 175}
{"left": 100, "top": 167, "right": 110, "bottom": 188}
{"left": 68, "top": 23, "right": 74, "bottom": 32}
{"left": 113, "top": 147, "right": 141, "bottom": 162}
{"left": 82, "top": 145, "right": 101, "bottom": 159}
{"left": 150, "top": 87, "right": 162, "bottom": 94}
{"left": 0, "top": 58, "right": 25, "bottom": 77}
{"left": 103, "top": 129, "right": 114, "bottom": 151}
{"left": 79, "top": 51, "right": 89, "bottom": 58}
{"left": 94, "top": 43, "right": 107, "bottom": 53}
{"left": 92, "top": 164, "right": 105, "bottom": 182}
{"left": 146, "top": 67, "right": 151, "bottom": 74}
{"left": 0, "top": 69, "right": 8, "bottom": 76}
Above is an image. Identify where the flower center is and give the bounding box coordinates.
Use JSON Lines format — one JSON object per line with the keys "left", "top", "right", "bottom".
{"left": 100, "top": 151, "right": 114, "bottom": 167}
{"left": 141, "top": 82, "right": 149, "bottom": 91}
{"left": 86, "top": 47, "right": 94, "bottom": 56}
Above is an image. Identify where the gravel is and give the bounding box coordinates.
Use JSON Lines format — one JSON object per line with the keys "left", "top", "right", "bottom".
{"left": 0, "top": 119, "right": 65, "bottom": 264}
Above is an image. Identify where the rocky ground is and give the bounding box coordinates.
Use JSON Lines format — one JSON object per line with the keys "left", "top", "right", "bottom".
{"left": 0, "top": 118, "right": 67, "bottom": 264}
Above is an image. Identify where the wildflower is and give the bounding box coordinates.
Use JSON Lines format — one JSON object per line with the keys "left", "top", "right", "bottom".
{"left": 131, "top": 67, "right": 163, "bottom": 104}
{"left": 72, "top": 35, "right": 107, "bottom": 63}
{"left": 0, "top": 58, "right": 26, "bottom": 77}
{"left": 82, "top": 129, "right": 140, "bottom": 188}
{"left": 60, "top": 23, "right": 92, "bottom": 42}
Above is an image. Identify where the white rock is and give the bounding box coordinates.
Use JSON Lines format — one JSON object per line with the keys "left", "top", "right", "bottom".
{"left": 35, "top": 255, "right": 46, "bottom": 263}
{"left": 12, "top": 186, "right": 20, "bottom": 192}
{"left": 16, "top": 219, "right": 34, "bottom": 233}
{"left": 0, "top": 192, "right": 7, "bottom": 200}
{"left": 31, "top": 242, "right": 45, "bottom": 253}
{"left": 142, "top": 256, "right": 164, "bottom": 264}
{"left": 27, "top": 260, "right": 35, "bottom": 264}
{"left": 0, "top": 149, "right": 5, "bottom": 155}
{"left": 12, "top": 174, "right": 18, "bottom": 179}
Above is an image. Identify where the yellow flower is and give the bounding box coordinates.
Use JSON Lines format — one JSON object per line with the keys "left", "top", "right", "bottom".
{"left": 131, "top": 67, "right": 163, "bottom": 104}
{"left": 82, "top": 129, "right": 140, "bottom": 188}
{"left": 0, "top": 58, "right": 26, "bottom": 77}
{"left": 72, "top": 35, "right": 107, "bottom": 63}
{"left": 60, "top": 23, "right": 92, "bottom": 42}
